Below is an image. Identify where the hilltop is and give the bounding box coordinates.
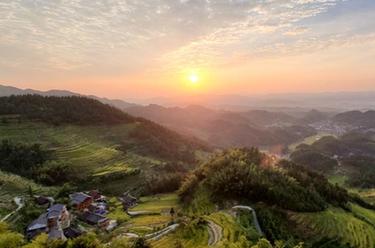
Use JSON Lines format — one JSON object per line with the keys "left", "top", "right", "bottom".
{"left": 177, "top": 148, "right": 375, "bottom": 248}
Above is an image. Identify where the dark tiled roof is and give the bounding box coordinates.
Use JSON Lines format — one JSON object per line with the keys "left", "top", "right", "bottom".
{"left": 47, "top": 204, "right": 66, "bottom": 219}
{"left": 27, "top": 213, "right": 47, "bottom": 231}
{"left": 35, "top": 196, "right": 49, "bottom": 205}
{"left": 81, "top": 212, "right": 108, "bottom": 225}
{"left": 63, "top": 227, "right": 82, "bottom": 239}
{"left": 70, "top": 192, "right": 92, "bottom": 205}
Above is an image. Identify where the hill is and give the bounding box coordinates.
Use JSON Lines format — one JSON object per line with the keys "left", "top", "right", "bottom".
{"left": 0, "top": 95, "right": 210, "bottom": 195}
{"left": 178, "top": 148, "right": 375, "bottom": 248}
{"left": 290, "top": 132, "right": 375, "bottom": 188}
{"left": 333, "top": 110, "right": 375, "bottom": 129}
{"left": 124, "top": 104, "right": 316, "bottom": 152}
{"left": 0, "top": 84, "right": 137, "bottom": 110}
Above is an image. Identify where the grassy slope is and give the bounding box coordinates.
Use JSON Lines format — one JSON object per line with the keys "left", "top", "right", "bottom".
{"left": 0, "top": 122, "right": 164, "bottom": 193}
{"left": 0, "top": 171, "right": 57, "bottom": 218}
{"left": 290, "top": 206, "right": 375, "bottom": 248}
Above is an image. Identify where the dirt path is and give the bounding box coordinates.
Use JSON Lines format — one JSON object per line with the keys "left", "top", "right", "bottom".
{"left": 1, "top": 197, "right": 24, "bottom": 222}
{"left": 127, "top": 210, "right": 154, "bottom": 217}
{"left": 207, "top": 220, "right": 223, "bottom": 246}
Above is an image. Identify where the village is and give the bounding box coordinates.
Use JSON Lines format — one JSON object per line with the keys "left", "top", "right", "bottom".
{"left": 25, "top": 190, "right": 177, "bottom": 242}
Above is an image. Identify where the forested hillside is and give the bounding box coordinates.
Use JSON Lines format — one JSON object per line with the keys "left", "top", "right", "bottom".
{"left": 178, "top": 148, "right": 375, "bottom": 248}
{"left": 291, "top": 132, "right": 375, "bottom": 188}
{"left": 0, "top": 95, "right": 210, "bottom": 195}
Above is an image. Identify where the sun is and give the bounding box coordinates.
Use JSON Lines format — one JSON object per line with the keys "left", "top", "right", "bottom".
{"left": 188, "top": 73, "right": 199, "bottom": 85}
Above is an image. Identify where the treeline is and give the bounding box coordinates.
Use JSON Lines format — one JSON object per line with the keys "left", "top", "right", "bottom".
{"left": 179, "top": 148, "right": 350, "bottom": 212}
{"left": 0, "top": 140, "right": 80, "bottom": 185}
{"left": 0, "top": 95, "right": 135, "bottom": 125}
{"left": 0, "top": 140, "right": 50, "bottom": 177}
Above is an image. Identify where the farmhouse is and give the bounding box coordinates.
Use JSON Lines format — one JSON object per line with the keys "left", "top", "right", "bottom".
{"left": 70, "top": 192, "right": 93, "bottom": 211}
{"left": 119, "top": 191, "right": 137, "bottom": 210}
{"left": 80, "top": 211, "right": 109, "bottom": 229}
{"left": 26, "top": 204, "right": 70, "bottom": 240}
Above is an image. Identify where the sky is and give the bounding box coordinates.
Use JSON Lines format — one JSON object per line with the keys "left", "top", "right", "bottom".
{"left": 0, "top": 0, "right": 375, "bottom": 99}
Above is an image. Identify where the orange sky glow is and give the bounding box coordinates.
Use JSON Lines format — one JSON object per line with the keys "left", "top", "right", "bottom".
{"left": 1, "top": 0, "right": 375, "bottom": 99}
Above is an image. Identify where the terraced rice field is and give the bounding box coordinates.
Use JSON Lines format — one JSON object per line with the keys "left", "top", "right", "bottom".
{"left": 351, "top": 188, "right": 375, "bottom": 205}
{"left": 126, "top": 194, "right": 178, "bottom": 235}
{"left": 150, "top": 227, "right": 209, "bottom": 248}
{"left": 351, "top": 204, "right": 375, "bottom": 226}
{"left": 291, "top": 207, "right": 375, "bottom": 248}
{"left": 132, "top": 194, "right": 179, "bottom": 213}
{"left": 0, "top": 122, "right": 160, "bottom": 179}
{"left": 205, "top": 212, "right": 254, "bottom": 244}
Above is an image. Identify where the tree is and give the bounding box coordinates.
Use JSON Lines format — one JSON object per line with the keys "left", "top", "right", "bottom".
{"left": 0, "top": 223, "right": 24, "bottom": 248}
{"left": 67, "top": 233, "right": 102, "bottom": 248}
{"left": 132, "top": 238, "right": 149, "bottom": 248}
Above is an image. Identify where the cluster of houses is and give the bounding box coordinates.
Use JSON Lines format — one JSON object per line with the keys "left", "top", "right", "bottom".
{"left": 26, "top": 203, "right": 75, "bottom": 240}
{"left": 26, "top": 190, "right": 129, "bottom": 240}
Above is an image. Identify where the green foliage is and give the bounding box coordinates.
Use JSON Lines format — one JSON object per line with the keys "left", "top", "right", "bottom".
{"left": 107, "top": 237, "right": 132, "bottom": 248}
{"left": 0, "top": 222, "right": 24, "bottom": 248}
{"left": 290, "top": 149, "right": 337, "bottom": 173}
{"left": 14, "top": 203, "right": 45, "bottom": 233}
{"left": 291, "top": 207, "right": 375, "bottom": 248}
{"left": 255, "top": 207, "right": 296, "bottom": 244}
{"left": 132, "top": 238, "right": 150, "bottom": 248}
{"left": 144, "top": 173, "right": 183, "bottom": 195}
{"left": 107, "top": 197, "right": 130, "bottom": 224}
{"left": 36, "top": 161, "right": 81, "bottom": 186}
{"left": 0, "top": 140, "right": 50, "bottom": 178}
{"left": 180, "top": 148, "right": 349, "bottom": 212}
{"left": 343, "top": 156, "right": 375, "bottom": 188}
{"left": 67, "top": 233, "right": 102, "bottom": 248}
{"left": 290, "top": 132, "right": 375, "bottom": 188}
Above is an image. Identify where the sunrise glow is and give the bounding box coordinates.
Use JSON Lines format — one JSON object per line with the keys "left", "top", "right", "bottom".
{"left": 188, "top": 74, "right": 199, "bottom": 85}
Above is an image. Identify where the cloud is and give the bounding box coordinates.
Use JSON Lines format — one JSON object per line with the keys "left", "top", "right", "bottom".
{"left": 0, "top": 0, "right": 374, "bottom": 76}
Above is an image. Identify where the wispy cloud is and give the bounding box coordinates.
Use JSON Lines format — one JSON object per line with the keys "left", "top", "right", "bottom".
{"left": 0, "top": 0, "right": 374, "bottom": 82}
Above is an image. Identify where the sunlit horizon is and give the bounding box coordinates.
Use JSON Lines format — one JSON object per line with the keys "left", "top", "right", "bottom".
{"left": 1, "top": 0, "right": 375, "bottom": 99}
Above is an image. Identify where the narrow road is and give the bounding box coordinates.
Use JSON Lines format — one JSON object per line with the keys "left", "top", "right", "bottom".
{"left": 207, "top": 220, "right": 223, "bottom": 246}
{"left": 146, "top": 223, "right": 179, "bottom": 241}
{"left": 123, "top": 223, "right": 180, "bottom": 241}
{"left": 127, "top": 210, "right": 153, "bottom": 217}
{"left": 232, "top": 205, "right": 263, "bottom": 236}
{"left": 1, "top": 197, "right": 24, "bottom": 222}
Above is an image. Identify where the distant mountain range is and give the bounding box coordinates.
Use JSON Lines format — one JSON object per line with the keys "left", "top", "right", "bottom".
{"left": 0, "top": 84, "right": 138, "bottom": 110}
{"left": 2, "top": 84, "right": 374, "bottom": 151}
{"left": 124, "top": 104, "right": 318, "bottom": 151}
{"left": 143, "top": 92, "right": 375, "bottom": 111}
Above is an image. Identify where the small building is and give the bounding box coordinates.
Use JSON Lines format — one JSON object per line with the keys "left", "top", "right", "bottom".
{"left": 35, "top": 196, "right": 50, "bottom": 206}
{"left": 26, "top": 213, "right": 48, "bottom": 239}
{"left": 70, "top": 192, "right": 93, "bottom": 211}
{"left": 26, "top": 204, "right": 70, "bottom": 240}
{"left": 63, "top": 227, "right": 83, "bottom": 239}
{"left": 47, "top": 204, "right": 70, "bottom": 229}
{"left": 119, "top": 192, "right": 137, "bottom": 211}
{"left": 80, "top": 212, "right": 109, "bottom": 229}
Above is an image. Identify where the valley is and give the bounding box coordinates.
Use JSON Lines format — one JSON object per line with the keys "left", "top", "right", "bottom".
{"left": 0, "top": 95, "right": 374, "bottom": 248}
